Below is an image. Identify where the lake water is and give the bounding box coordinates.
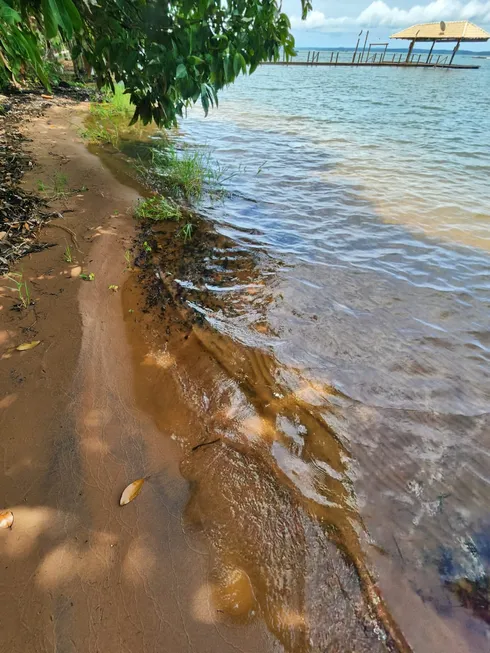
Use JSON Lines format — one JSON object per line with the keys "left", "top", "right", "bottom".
{"left": 157, "top": 57, "right": 490, "bottom": 651}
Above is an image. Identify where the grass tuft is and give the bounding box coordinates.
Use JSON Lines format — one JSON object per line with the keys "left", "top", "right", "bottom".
{"left": 135, "top": 196, "right": 182, "bottom": 222}
{"left": 63, "top": 244, "right": 73, "bottom": 263}
{"left": 5, "top": 271, "right": 31, "bottom": 309}
{"left": 82, "top": 83, "right": 144, "bottom": 146}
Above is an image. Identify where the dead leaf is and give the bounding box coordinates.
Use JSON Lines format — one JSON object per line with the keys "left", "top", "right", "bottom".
{"left": 16, "top": 340, "right": 41, "bottom": 351}
{"left": 120, "top": 478, "right": 145, "bottom": 506}
{"left": 41, "top": 94, "right": 53, "bottom": 99}
{"left": 0, "top": 510, "right": 14, "bottom": 529}
{"left": 0, "top": 231, "right": 6, "bottom": 241}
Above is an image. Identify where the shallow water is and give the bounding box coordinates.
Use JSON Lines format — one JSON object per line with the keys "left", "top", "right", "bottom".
{"left": 132, "top": 59, "right": 490, "bottom": 651}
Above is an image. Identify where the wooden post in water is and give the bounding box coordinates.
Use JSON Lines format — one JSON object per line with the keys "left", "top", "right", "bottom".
{"left": 360, "top": 30, "right": 369, "bottom": 62}
{"left": 330, "top": 50, "right": 334, "bottom": 62}
{"left": 307, "top": 51, "right": 310, "bottom": 64}
{"left": 366, "top": 44, "right": 372, "bottom": 62}
{"left": 426, "top": 40, "right": 436, "bottom": 63}
{"left": 406, "top": 38, "right": 415, "bottom": 62}
{"left": 353, "top": 30, "right": 362, "bottom": 63}
{"left": 336, "top": 52, "right": 339, "bottom": 64}
{"left": 449, "top": 39, "right": 461, "bottom": 65}
{"left": 382, "top": 43, "right": 388, "bottom": 62}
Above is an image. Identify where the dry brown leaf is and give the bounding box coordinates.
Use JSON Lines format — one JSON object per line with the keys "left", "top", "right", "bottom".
{"left": 119, "top": 478, "right": 145, "bottom": 506}
{"left": 41, "top": 94, "right": 53, "bottom": 99}
{"left": 16, "top": 341, "right": 41, "bottom": 351}
{"left": 0, "top": 510, "right": 14, "bottom": 529}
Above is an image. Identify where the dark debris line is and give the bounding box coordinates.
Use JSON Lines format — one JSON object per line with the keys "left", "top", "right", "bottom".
{"left": 0, "top": 93, "right": 53, "bottom": 275}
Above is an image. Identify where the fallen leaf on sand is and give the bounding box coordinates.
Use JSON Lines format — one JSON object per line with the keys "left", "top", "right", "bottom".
{"left": 41, "top": 94, "right": 53, "bottom": 99}
{"left": 0, "top": 510, "right": 14, "bottom": 529}
{"left": 120, "top": 478, "right": 145, "bottom": 506}
{"left": 16, "top": 340, "right": 40, "bottom": 351}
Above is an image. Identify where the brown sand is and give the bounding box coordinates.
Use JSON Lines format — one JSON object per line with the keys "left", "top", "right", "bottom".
{"left": 0, "top": 102, "right": 275, "bottom": 653}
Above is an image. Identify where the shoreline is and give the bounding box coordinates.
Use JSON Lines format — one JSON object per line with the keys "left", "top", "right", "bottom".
{"left": 0, "top": 98, "right": 274, "bottom": 652}
{"left": 0, "top": 95, "right": 484, "bottom": 653}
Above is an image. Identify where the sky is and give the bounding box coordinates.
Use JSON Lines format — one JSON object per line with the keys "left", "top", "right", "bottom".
{"left": 285, "top": 0, "right": 490, "bottom": 50}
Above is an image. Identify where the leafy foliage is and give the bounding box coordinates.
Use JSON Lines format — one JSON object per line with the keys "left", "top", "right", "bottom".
{"left": 0, "top": 0, "right": 312, "bottom": 125}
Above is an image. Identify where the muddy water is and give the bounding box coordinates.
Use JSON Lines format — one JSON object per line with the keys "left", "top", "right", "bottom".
{"left": 107, "top": 66, "right": 490, "bottom": 650}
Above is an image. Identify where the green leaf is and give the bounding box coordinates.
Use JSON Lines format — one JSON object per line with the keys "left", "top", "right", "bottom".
{"left": 0, "top": 0, "right": 21, "bottom": 25}
{"left": 188, "top": 55, "right": 204, "bottom": 66}
{"left": 200, "top": 84, "right": 209, "bottom": 116}
{"left": 63, "top": 0, "right": 82, "bottom": 33}
{"left": 176, "top": 63, "right": 187, "bottom": 79}
{"left": 54, "top": 0, "right": 73, "bottom": 40}
{"left": 233, "top": 52, "right": 246, "bottom": 76}
{"left": 41, "top": 0, "right": 57, "bottom": 39}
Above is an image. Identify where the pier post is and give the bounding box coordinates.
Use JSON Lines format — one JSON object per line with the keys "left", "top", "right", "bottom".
{"left": 426, "top": 40, "right": 436, "bottom": 63}
{"left": 353, "top": 30, "right": 362, "bottom": 63}
{"left": 360, "top": 30, "right": 369, "bottom": 62}
{"left": 406, "top": 39, "right": 415, "bottom": 62}
{"left": 449, "top": 39, "right": 461, "bottom": 65}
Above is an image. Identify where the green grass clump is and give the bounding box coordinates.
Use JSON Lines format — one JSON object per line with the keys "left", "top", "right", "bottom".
{"left": 135, "top": 196, "right": 182, "bottom": 222}
{"left": 82, "top": 83, "right": 144, "bottom": 146}
{"left": 143, "top": 144, "right": 234, "bottom": 204}
{"left": 37, "top": 172, "right": 70, "bottom": 198}
{"left": 52, "top": 172, "right": 68, "bottom": 197}
{"left": 91, "top": 83, "right": 133, "bottom": 120}
{"left": 151, "top": 147, "right": 207, "bottom": 201}
{"left": 5, "top": 271, "right": 31, "bottom": 309}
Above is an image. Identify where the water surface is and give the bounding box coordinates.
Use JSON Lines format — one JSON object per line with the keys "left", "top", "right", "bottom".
{"left": 148, "top": 59, "right": 490, "bottom": 651}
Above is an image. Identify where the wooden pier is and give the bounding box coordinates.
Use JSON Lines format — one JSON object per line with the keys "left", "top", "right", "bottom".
{"left": 265, "top": 21, "right": 489, "bottom": 71}
{"left": 263, "top": 58, "right": 481, "bottom": 70}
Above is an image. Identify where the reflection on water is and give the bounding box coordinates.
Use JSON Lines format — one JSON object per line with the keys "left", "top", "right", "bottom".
{"left": 123, "top": 60, "right": 490, "bottom": 652}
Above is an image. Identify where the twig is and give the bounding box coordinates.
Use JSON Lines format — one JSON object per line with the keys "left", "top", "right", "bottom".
{"left": 191, "top": 438, "right": 221, "bottom": 452}
{"left": 45, "top": 223, "right": 81, "bottom": 252}
{"left": 393, "top": 534, "right": 405, "bottom": 564}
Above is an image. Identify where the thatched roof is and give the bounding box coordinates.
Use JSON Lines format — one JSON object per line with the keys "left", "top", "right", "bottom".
{"left": 391, "top": 21, "right": 490, "bottom": 42}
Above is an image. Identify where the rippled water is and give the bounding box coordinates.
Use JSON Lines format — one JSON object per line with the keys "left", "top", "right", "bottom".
{"left": 133, "top": 60, "right": 490, "bottom": 651}
{"left": 173, "top": 59, "right": 490, "bottom": 650}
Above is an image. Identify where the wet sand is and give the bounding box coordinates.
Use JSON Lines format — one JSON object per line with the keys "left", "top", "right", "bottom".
{"left": 0, "top": 102, "right": 275, "bottom": 653}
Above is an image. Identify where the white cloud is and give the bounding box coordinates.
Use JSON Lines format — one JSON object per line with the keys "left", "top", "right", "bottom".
{"left": 290, "top": 0, "right": 490, "bottom": 31}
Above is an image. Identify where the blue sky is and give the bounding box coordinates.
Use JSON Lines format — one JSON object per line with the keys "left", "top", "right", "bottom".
{"left": 285, "top": 1, "right": 490, "bottom": 50}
